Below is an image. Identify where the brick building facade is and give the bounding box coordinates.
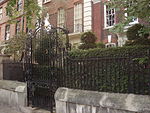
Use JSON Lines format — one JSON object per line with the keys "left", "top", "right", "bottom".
{"left": 0, "top": 0, "right": 27, "bottom": 45}
{"left": 44, "top": 0, "right": 145, "bottom": 47}
{"left": 43, "top": 0, "right": 85, "bottom": 45}
{"left": 0, "top": 0, "right": 145, "bottom": 48}
{"left": 43, "top": 0, "right": 118, "bottom": 46}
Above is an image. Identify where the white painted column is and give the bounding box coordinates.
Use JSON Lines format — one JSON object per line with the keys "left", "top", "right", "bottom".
{"left": 117, "top": 34, "right": 128, "bottom": 47}
{"left": 83, "top": 0, "right": 92, "bottom": 32}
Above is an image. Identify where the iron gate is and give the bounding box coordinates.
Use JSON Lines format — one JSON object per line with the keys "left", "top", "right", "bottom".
{"left": 25, "top": 23, "right": 70, "bottom": 112}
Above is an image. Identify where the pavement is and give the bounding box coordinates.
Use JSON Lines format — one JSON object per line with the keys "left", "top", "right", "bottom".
{"left": 0, "top": 104, "right": 51, "bottom": 113}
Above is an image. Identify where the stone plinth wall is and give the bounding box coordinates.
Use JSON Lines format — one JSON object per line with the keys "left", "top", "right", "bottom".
{"left": 55, "top": 88, "right": 150, "bottom": 113}
{"left": 0, "top": 80, "right": 27, "bottom": 107}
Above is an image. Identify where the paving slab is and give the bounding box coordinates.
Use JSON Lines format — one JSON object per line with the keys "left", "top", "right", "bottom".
{"left": 0, "top": 104, "right": 51, "bottom": 113}
{"left": 0, "top": 104, "right": 23, "bottom": 113}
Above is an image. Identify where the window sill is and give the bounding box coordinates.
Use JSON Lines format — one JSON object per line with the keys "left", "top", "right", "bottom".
{"left": 129, "top": 21, "right": 139, "bottom": 25}
{"left": 43, "top": 0, "right": 51, "bottom": 4}
{"left": 69, "top": 32, "right": 83, "bottom": 36}
{"left": 103, "top": 26, "right": 114, "bottom": 30}
{"left": 124, "top": 21, "right": 139, "bottom": 31}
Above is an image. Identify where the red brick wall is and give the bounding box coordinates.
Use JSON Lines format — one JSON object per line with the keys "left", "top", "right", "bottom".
{"left": 44, "top": 0, "right": 83, "bottom": 34}
{"left": 49, "top": 13, "right": 57, "bottom": 27}
{"left": 92, "top": 2, "right": 105, "bottom": 42}
{"left": 44, "top": 0, "right": 82, "bottom": 14}
{"left": 93, "top": 1, "right": 118, "bottom": 44}
{"left": 92, "top": 2, "right": 101, "bottom": 42}
{"left": 0, "top": 0, "right": 26, "bottom": 42}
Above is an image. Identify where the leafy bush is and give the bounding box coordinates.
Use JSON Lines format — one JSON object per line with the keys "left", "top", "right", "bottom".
{"left": 125, "top": 38, "right": 150, "bottom": 46}
{"left": 69, "top": 45, "right": 150, "bottom": 58}
{"left": 79, "top": 31, "right": 97, "bottom": 50}
{"left": 64, "top": 57, "right": 150, "bottom": 94}
{"left": 34, "top": 36, "right": 57, "bottom": 65}
{"left": 78, "top": 43, "right": 97, "bottom": 50}
{"left": 96, "top": 42, "right": 105, "bottom": 48}
{"left": 127, "top": 24, "right": 149, "bottom": 40}
{"left": 4, "top": 33, "right": 27, "bottom": 61}
{"left": 33, "top": 65, "right": 64, "bottom": 82}
{"left": 81, "top": 31, "right": 97, "bottom": 43}
{"left": 65, "top": 45, "right": 150, "bottom": 95}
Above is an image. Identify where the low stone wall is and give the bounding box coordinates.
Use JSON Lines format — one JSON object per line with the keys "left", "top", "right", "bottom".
{"left": 0, "top": 55, "right": 24, "bottom": 81}
{"left": 55, "top": 88, "right": 150, "bottom": 113}
{"left": 0, "top": 80, "right": 27, "bottom": 107}
{"left": 3, "top": 61, "right": 23, "bottom": 81}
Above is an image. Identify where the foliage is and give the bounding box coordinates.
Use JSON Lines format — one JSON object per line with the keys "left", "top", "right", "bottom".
{"left": 4, "top": 33, "right": 27, "bottom": 60}
{"left": 79, "top": 31, "right": 97, "bottom": 50}
{"left": 78, "top": 43, "right": 97, "bottom": 50}
{"left": 133, "top": 57, "right": 149, "bottom": 65}
{"left": 81, "top": 31, "right": 97, "bottom": 43}
{"left": 127, "top": 24, "right": 149, "bottom": 40}
{"left": 69, "top": 45, "right": 150, "bottom": 58}
{"left": 65, "top": 46, "right": 150, "bottom": 94}
{"left": 33, "top": 65, "right": 64, "bottom": 83}
{"left": 124, "top": 38, "right": 150, "bottom": 46}
{"left": 106, "top": 0, "right": 150, "bottom": 33}
{"left": 96, "top": 42, "right": 105, "bottom": 48}
{"left": 34, "top": 35, "right": 56, "bottom": 65}
{"left": 34, "top": 31, "right": 66, "bottom": 65}
{"left": 6, "top": 0, "right": 41, "bottom": 28}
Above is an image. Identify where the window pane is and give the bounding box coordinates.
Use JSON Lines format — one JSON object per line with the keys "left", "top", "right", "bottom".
{"left": 57, "top": 8, "right": 65, "bottom": 28}
{"left": 105, "top": 5, "right": 115, "bottom": 27}
{"left": 74, "top": 3, "right": 82, "bottom": 32}
{"left": 5, "top": 25, "right": 10, "bottom": 40}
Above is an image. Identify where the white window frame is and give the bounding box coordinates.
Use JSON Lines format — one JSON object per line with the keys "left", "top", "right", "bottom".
{"left": 5, "top": 25, "right": 10, "bottom": 40}
{"left": 104, "top": 4, "right": 115, "bottom": 29}
{"left": 16, "top": 20, "right": 21, "bottom": 34}
{"left": 0, "top": 8, "right": 2, "bottom": 20}
{"left": 125, "top": 13, "right": 138, "bottom": 25}
{"left": 43, "top": 0, "right": 51, "bottom": 4}
{"left": 124, "top": 9, "right": 138, "bottom": 25}
{"left": 57, "top": 8, "right": 65, "bottom": 28}
{"left": 74, "top": 3, "right": 83, "bottom": 33}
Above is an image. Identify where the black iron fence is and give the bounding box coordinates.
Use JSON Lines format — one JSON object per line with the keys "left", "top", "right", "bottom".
{"left": 63, "top": 54, "right": 150, "bottom": 95}
{"left": 24, "top": 23, "right": 150, "bottom": 112}
{"left": 27, "top": 51, "right": 150, "bottom": 112}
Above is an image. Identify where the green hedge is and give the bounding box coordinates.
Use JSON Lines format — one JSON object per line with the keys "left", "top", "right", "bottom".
{"left": 64, "top": 58, "right": 150, "bottom": 94}
{"left": 31, "top": 45, "right": 150, "bottom": 95}
{"left": 69, "top": 45, "right": 150, "bottom": 58}
{"left": 66, "top": 45, "right": 150, "bottom": 95}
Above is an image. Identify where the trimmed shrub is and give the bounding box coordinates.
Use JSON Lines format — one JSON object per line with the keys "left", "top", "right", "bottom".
{"left": 125, "top": 38, "right": 150, "bottom": 46}
{"left": 127, "top": 24, "right": 149, "bottom": 40}
{"left": 96, "top": 42, "right": 105, "bottom": 48}
{"left": 78, "top": 43, "right": 97, "bottom": 50}
{"left": 81, "top": 31, "right": 97, "bottom": 44}
{"left": 79, "top": 31, "right": 97, "bottom": 50}
{"left": 64, "top": 57, "right": 150, "bottom": 94}
{"left": 66, "top": 45, "right": 150, "bottom": 95}
{"left": 69, "top": 45, "right": 150, "bottom": 58}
